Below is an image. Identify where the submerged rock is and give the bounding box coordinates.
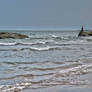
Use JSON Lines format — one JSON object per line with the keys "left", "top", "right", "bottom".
{"left": 0, "top": 32, "right": 29, "bottom": 39}
{"left": 78, "top": 27, "right": 92, "bottom": 36}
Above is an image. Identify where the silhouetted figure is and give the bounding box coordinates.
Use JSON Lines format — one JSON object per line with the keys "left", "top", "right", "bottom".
{"left": 78, "top": 26, "right": 84, "bottom": 36}
{"left": 81, "top": 26, "right": 84, "bottom": 32}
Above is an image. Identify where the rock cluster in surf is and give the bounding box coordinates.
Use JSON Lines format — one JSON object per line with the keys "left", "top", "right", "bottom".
{"left": 0, "top": 32, "right": 29, "bottom": 39}
{"left": 78, "top": 27, "right": 92, "bottom": 36}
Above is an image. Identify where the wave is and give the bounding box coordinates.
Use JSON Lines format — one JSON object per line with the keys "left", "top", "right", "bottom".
{"left": 0, "top": 46, "right": 61, "bottom": 52}
{"left": 0, "top": 40, "right": 86, "bottom": 46}
{"left": 0, "top": 42, "right": 45, "bottom": 46}
{"left": 0, "top": 61, "right": 50, "bottom": 65}
{"left": 0, "top": 42, "right": 80, "bottom": 46}
{"left": 0, "top": 65, "right": 89, "bottom": 92}
{"left": 0, "top": 38, "right": 92, "bottom": 46}
{"left": 51, "top": 35, "right": 63, "bottom": 40}
{"left": 0, "top": 78, "right": 88, "bottom": 92}
{"left": 52, "top": 35, "right": 58, "bottom": 38}
{"left": 0, "top": 73, "right": 54, "bottom": 81}
{"left": 59, "top": 64, "right": 92, "bottom": 76}
{"left": 0, "top": 82, "right": 31, "bottom": 92}
{"left": 28, "top": 46, "right": 61, "bottom": 51}
{"left": 0, "top": 42, "right": 17, "bottom": 46}
{"left": 0, "top": 61, "right": 91, "bottom": 91}
{"left": 0, "top": 41, "right": 54, "bottom": 46}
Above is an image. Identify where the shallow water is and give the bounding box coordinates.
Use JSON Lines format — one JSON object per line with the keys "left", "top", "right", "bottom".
{"left": 0, "top": 31, "right": 92, "bottom": 92}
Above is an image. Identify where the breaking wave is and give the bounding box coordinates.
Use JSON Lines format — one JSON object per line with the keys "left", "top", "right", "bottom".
{"left": 0, "top": 46, "right": 61, "bottom": 52}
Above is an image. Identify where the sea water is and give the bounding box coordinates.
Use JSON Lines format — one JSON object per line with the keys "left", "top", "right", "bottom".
{"left": 0, "top": 31, "right": 92, "bottom": 92}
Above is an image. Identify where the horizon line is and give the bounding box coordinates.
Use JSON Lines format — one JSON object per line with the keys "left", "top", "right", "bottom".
{"left": 0, "top": 27, "right": 91, "bottom": 31}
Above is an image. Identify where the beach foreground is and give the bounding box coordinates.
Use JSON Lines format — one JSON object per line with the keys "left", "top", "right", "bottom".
{"left": 23, "top": 72, "right": 92, "bottom": 92}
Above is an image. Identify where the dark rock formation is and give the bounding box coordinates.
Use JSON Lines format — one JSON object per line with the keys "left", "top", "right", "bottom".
{"left": 78, "top": 27, "right": 92, "bottom": 36}
{"left": 0, "top": 32, "right": 29, "bottom": 39}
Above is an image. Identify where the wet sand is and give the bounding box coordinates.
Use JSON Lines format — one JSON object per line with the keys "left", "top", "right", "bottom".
{"left": 23, "top": 85, "right": 92, "bottom": 92}
{"left": 23, "top": 73, "right": 92, "bottom": 92}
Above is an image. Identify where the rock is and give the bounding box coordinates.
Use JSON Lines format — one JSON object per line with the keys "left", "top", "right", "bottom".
{"left": 78, "top": 27, "right": 92, "bottom": 36}
{"left": 0, "top": 32, "right": 29, "bottom": 39}
{"left": 14, "top": 88, "right": 21, "bottom": 92}
{"left": 78, "top": 31, "right": 92, "bottom": 36}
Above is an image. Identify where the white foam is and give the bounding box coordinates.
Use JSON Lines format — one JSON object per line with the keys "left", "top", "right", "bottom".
{"left": 0, "top": 82, "right": 32, "bottom": 92}
{"left": 52, "top": 35, "right": 58, "bottom": 38}
{"left": 59, "top": 64, "right": 92, "bottom": 75}
{"left": 31, "top": 46, "right": 51, "bottom": 51}
{"left": 0, "top": 42, "right": 17, "bottom": 46}
{"left": 0, "top": 41, "right": 46, "bottom": 46}
{"left": 30, "top": 46, "right": 60, "bottom": 51}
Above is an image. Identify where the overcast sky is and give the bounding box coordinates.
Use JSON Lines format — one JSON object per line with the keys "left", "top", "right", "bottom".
{"left": 0, "top": 0, "right": 92, "bottom": 30}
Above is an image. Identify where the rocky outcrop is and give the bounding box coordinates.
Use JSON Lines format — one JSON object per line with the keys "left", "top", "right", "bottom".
{"left": 78, "top": 27, "right": 92, "bottom": 36}
{"left": 78, "top": 31, "right": 92, "bottom": 36}
{"left": 0, "top": 32, "right": 29, "bottom": 39}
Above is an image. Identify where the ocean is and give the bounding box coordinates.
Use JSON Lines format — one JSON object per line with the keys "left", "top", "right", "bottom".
{"left": 0, "top": 31, "right": 92, "bottom": 92}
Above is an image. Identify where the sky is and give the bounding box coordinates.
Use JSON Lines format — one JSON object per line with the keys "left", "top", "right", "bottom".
{"left": 0, "top": 0, "right": 92, "bottom": 30}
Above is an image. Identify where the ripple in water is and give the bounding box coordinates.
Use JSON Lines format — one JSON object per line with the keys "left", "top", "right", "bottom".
{"left": 0, "top": 31, "right": 92, "bottom": 92}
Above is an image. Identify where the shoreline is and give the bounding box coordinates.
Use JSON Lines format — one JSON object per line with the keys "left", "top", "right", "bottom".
{"left": 23, "top": 72, "right": 92, "bottom": 92}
